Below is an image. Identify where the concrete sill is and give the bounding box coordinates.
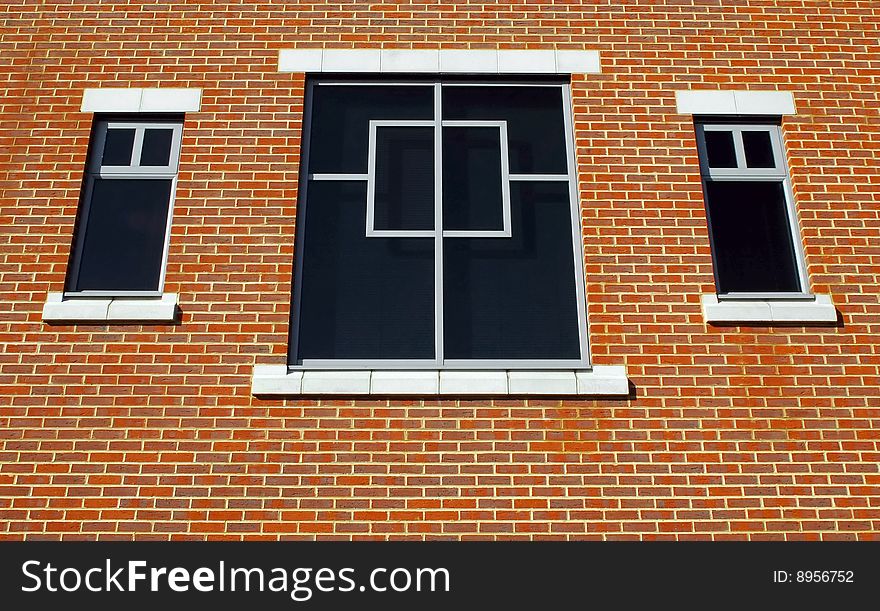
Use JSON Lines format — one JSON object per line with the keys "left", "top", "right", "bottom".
{"left": 42, "top": 292, "right": 178, "bottom": 323}
{"left": 251, "top": 365, "right": 630, "bottom": 396}
{"left": 701, "top": 294, "right": 837, "bottom": 324}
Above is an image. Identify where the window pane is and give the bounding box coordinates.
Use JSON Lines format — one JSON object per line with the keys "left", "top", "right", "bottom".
{"left": 140, "top": 128, "right": 174, "bottom": 166}
{"left": 101, "top": 128, "right": 135, "bottom": 166}
{"left": 374, "top": 126, "right": 434, "bottom": 231}
{"left": 742, "top": 130, "right": 776, "bottom": 169}
{"left": 308, "top": 85, "right": 434, "bottom": 174}
{"left": 74, "top": 178, "right": 172, "bottom": 291}
{"left": 443, "top": 182, "right": 581, "bottom": 360}
{"left": 443, "top": 126, "right": 504, "bottom": 231}
{"left": 704, "top": 130, "right": 737, "bottom": 168}
{"left": 442, "top": 86, "right": 567, "bottom": 174}
{"left": 705, "top": 181, "right": 801, "bottom": 293}
{"left": 296, "top": 181, "right": 435, "bottom": 360}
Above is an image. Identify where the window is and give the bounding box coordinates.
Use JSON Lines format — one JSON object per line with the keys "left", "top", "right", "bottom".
{"left": 67, "top": 117, "right": 183, "bottom": 295}
{"left": 289, "top": 80, "right": 589, "bottom": 369}
{"left": 694, "top": 121, "right": 809, "bottom": 297}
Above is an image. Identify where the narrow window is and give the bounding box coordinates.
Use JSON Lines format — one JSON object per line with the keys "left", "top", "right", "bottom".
{"left": 695, "top": 122, "right": 807, "bottom": 296}
{"left": 67, "top": 118, "right": 183, "bottom": 294}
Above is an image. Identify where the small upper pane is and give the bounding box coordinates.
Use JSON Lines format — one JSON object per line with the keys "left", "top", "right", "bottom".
{"left": 374, "top": 126, "right": 434, "bottom": 231}
{"left": 442, "top": 86, "right": 567, "bottom": 174}
{"left": 742, "top": 130, "right": 776, "bottom": 169}
{"left": 101, "top": 128, "right": 135, "bottom": 166}
{"left": 442, "top": 126, "right": 505, "bottom": 231}
{"left": 308, "top": 85, "right": 434, "bottom": 174}
{"left": 704, "top": 130, "right": 737, "bottom": 168}
{"left": 140, "top": 128, "right": 174, "bottom": 166}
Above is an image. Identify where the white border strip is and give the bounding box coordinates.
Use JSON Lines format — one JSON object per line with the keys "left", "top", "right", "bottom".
{"left": 278, "top": 49, "right": 601, "bottom": 74}
{"left": 675, "top": 90, "right": 796, "bottom": 115}
{"left": 81, "top": 88, "right": 202, "bottom": 113}
{"left": 251, "top": 365, "right": 629, "bottom": 396}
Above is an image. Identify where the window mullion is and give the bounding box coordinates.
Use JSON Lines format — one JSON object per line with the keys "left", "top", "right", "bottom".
{"left": 131, "top": 127, "right": 146, "bottom": 168}
{"left": 732, "top": 129, "right": 747, "bottom": 169}
{"left": 433, "top": 81, "right": 444, "bottom": 366}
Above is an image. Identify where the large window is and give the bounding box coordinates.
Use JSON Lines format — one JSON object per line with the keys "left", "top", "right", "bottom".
{"left": 694, "top": 121, "right": 809, "bottom": 296}
{"left": 67, "top": 117, "right": 183, "bottom": 295}
{"left": 289, "top": 80, "right": 589, "bottom": 369}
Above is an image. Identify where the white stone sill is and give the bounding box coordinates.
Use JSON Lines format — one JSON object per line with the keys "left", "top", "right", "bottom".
{"left": 701, "top": 294, "right": 837, "bottom": 324}
{"left": 42, "top": 292, "right": 178, "bottom": 323}
{"left": 252, "top": 365, "right": 629, "bottom": 396}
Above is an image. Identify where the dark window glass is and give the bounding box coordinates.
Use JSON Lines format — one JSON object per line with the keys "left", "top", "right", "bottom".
{"left": 374, "top": 126, "right": 434, "bottom": 231}
{"left": 442, "top": 86, "right": 567, "bottom": 174}
{"left": 101, "top": 128, "right": 135, "bottom": 166}
{"left": 294, "top": 82, "right": 585, "bottom": 366}
{"left": 705, "top": 181, "right": 800, "bottom": 293}
{"left": 140, "top": 128, "right": 174, "bottom": 166}
{"left": 742, "top": 130, "right": 776, "bottom": 169}
{"left": 296, "top": 181, "right": 435, "bottom": 360}
{"left": 73, "top": 179, "right": 172, "bottom": 291}
{"left": 443, "top": 126, "right": 504, "bottom": 231}
{"left": 443, "top": 182, "right": 580, "bottom": 359}
{"left": 704, "top": 130, "right": 738, "bottom": 168}
{"left": 308, "top": 85, "right": 434, "bottom": 174}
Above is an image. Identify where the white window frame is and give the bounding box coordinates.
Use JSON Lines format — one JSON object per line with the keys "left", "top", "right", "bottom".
{"left": 694, "top": 121, "right": 812, "bottom": 300}
{"left": 289, "top": 79, "right": 591, "bottom": 371}
{"left": 352, "top": 119, "right": 515, "bottom": 239}
{"left": 435, "top": 120, "right": 512, "bottom": 238}
{"left": 363, "top": 119, "right": 435, "bottom": 238}
{"left": 66, "top": 118, "right": 183, "bottom": 298}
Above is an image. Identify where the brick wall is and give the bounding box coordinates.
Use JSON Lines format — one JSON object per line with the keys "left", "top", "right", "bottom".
{"left": 1, "top": 0, "right": 878, "bottom": 539}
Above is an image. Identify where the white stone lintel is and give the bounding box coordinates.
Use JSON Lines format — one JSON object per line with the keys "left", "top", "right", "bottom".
{"left": 42, "top": 292, "right": 178, "bottom": 323}
{"left": 675, "top": 90, "right": 796, "bottom": 115}
{"left": 278, "top": 49, "right": 601, "bottom": 74}
{"left": 701, "top": 294, "right": 837, "bottom": 323}
{"left": 81, "top": 88, "right": 202, "bottom": 113}
{"left": 252, "top": 366, "right": 629, "bottom": 396}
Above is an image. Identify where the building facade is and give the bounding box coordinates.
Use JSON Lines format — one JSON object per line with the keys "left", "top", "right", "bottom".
{"left": 1, "top": 0, "right": 879, "bottom": 539}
